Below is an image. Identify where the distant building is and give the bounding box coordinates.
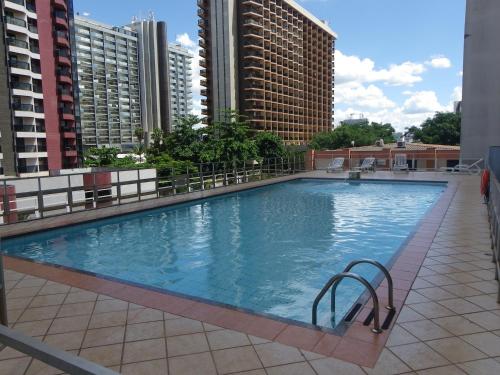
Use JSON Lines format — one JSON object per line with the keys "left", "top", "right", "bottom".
{"left": 74, "top": 16, "right": 141, "bottom": 151}
{"left": 461, "top": 0, "right": 500, "bottom": 163}
{"left": 453, "top": 101, "right": 462, "bottom": 115}
{"left": 0, "top": 0, "right": 79, "bottom": 176}
{"left": 340, "top": 117, "right": 369, "bottom": 126}
{"left": 198, "top": 0, "right": 336, "bottom": 144}
{"left": 168, "top": 43, "right": 193, "bottom": 125}
{"left": 130, "top": 19, "right": 172, "bottom": 138}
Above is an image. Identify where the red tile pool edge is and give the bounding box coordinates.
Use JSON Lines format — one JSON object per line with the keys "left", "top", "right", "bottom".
{"left": 2, "top": 181, "right": 458, "bottom": 368}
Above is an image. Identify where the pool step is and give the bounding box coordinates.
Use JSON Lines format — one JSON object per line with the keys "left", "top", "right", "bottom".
{"left": 312, "top": 259, "right": 396, "bottom": 334}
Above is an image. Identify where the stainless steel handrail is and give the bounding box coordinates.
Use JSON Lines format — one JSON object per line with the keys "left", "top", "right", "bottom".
{"left": 339, "top": 259, "right": 395, "bottom": 310}
{"left": 312, "top": 272, "right": 383, "bottom": 333}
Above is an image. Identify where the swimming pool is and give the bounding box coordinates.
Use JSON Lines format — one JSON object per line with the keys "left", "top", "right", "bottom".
{"left": 1, "top": 179, "right": 445, "bottom": 328}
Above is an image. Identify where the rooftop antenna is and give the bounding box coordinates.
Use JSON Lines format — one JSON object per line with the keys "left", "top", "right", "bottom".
{"left": 148, "top": 11, "right": 155, "bottom": 21}
{"left": 131, "top": 15, "right": 138, "bottom": 24}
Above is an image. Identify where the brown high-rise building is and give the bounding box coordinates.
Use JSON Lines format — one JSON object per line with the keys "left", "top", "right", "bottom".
{"left": 197, "top": 0, "right": 336, "bottom": 144}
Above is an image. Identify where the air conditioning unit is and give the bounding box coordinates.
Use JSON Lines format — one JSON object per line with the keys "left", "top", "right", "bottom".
{"left": 397, "top": 141, "right": 406, "bottom": 148}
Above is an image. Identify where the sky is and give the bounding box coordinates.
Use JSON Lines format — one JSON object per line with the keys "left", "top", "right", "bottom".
{"left": 73, "top": 0, "right": 466, "bottom": 132}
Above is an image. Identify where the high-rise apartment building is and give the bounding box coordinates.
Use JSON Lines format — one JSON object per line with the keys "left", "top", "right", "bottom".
{"left": 168, "top": 43, "right": 193, "bottom": 124}
{"left": 198, "top": 0, "right": 336, "bottom": 144}
{"left": 130, "top": 19, "right": 172, "bottom": 137}
{"left": 0, "top": 0, "right": 79, "bottom": 176}
{"left": 460, "top": 0, "right": 500, "bottom": 163}
{"left": 74, "top": 16, "right": 141, "bottom": 151}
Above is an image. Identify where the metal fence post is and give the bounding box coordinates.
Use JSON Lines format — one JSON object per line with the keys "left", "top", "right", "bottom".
{"left": 67, "top": 175, "right": 73, "bottom": 213}
{"left": 137, "top": 169, "right": 141, "bottom": 201}
{"left": 186, "top": 166, "right": 191, "bottom": 192}
{"left": 281, "top": 157, "right": 284, "bottom": 175}
{"left": 172, "top": 168, "right": 176, "bottom": 195}
{"left": 199, "top": 164, "right": 204, "bottom": 191}
{"left": 0, "top": 255, "right": 8, "bottom": 327}
{"left": 117, "top": 171, "right": 122, "bottom": 204}
{"left": 155, "top": 171, "right": 159, "bottom": 198}
{"left": 223, "top": 162, "right": 227, "bottom": 186}
{"left": 2, "top": 180, "right": 9, "bottom": 223}
{"left": 37, "top": 177, "right": 44, "bottom": 218}
{"left": 212, "top": 163, "right": 216, "bottom": 189}
{"left": 92, "top": 172, "right": 98, "bottom": 209}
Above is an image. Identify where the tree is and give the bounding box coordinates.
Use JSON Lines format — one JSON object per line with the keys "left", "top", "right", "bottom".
{"left": 409, "top": 112, "right": 461, "bottom": 145}
{"left": 309, "top": 122, "right": 395, "bottom": 150}
{"left": 199, "top": 110, "right": 257, "bottom": 163}
{"left": 254, "top": 132, "right": 285, "bottom": 159}
{"left": 83, "top": 147, "right": 119, "bottom": 167}
{"left": 164, "top": 115, "right": 203, "bottom": 162}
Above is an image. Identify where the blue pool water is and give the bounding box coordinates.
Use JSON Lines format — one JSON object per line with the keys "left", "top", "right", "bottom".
{"left": 1, "top": 179, "right": 444, "bottom": 327}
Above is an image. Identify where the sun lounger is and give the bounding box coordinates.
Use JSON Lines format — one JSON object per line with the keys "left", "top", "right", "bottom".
{"left": 326, "top": 157, "right": 345, "bottom": 173}
{"left": 393, "top": 154, "right": 409, "bottom": 172}
{"left": 442, "top": 158, "right": 483, "bottom": 175}
{"left": 354, "top": 157, "right": 375, "bottom": 172}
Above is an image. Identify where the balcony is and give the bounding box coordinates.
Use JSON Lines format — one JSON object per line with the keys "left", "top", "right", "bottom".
{"left": 198, "top": 19, "right": 208, "bottom": 29}
{"left": 7, "top": 38, "right": 29, "bottom": 50}
{"left": 53, "top": 0, "right": 67, "bottom": 10}
{"left": 12, "top": 82, "right": 32, "bottom": 91}
{"left": 13, "top": 103, "right": 33, "bottom": 111}
{"left": 4, "top": 15, "right": 26, "bottom": 28}
{"left": 56, "top": 51, "right": 71, "bottom": 66}
{"left": 55, "top": 30, "right": 69, "bottom": 47}
{"left": 58, "top": 88, "right": 73, "bottom": 102}
{"left": 53, "top": 11, "right": 68, "bottom": 29}
{"left": 9, "top": 60, "right": 30, "bottom": 71}
{"left": 197, "top": 0, "right": 208, "bottom": 8}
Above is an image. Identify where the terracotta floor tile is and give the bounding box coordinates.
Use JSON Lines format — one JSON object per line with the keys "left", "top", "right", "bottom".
{"left": 164, "top": 317, "right": 204, "bottom": 337}
{"left": 125, "top": 321, "right": 164, "bottom": 342}
{"left": 309, "top": 356, "right": 365, "bottom": 375}
{"left": 93, "top": 299, "right": 128, "bottom": 314}
{"left": 244, "top": 317, "right": 287, "bottom": 341}
{"left": 122, "top": 338, "right": 166, "bottom": 363}
{"left": 17, "top": 306, "right": 60, "bottom": 322}
{"left": 331, "top": 337, "right": 382, "bottom": 367}
{"left": 48, "top": 315, "right": 91, "bottom": 334}
{"left": 167, "top": 332, "right": 209, "bottom": 357}
{"left": 79, "top": 343, "right": 123, "bottom": 367}
{"left": 363, "top": 348, "right": 411, "bottom": 375}
{"left": 274, "top": 325, "right": 324, "bottom": 351}
{"left": 57, "top": 301, "right": 95, "bottom": 318}
{"left": 168, "top": 352, "right": 217, "bottom": 375}
{"left": 426, "top": 337, "right": 487, "bottom": 363}
{"left": 254, "top": 341, "right": 303, "bottom": 367}
{"left": 213, "top": 346, "right": 263, "bottom": 374}
{"left": 431, "top": 315, "right": 486, "bottom": 335}
{"left": 461, "top": 332, "right": 500, "bottom": 356}
{"left": 126, "top": 307, "right": 164, "bottom": 324}
{"left": 63, "top": 290, "right": 98, "bottom": 304}
{"left": 82, "top": 326, "right": 125, "bottom": 348}
{"left": 389, "top": 342, "right": 450, "bottom": 371}
{"left": 120, "top": 359, "right": 168, "bottom": 375}
{"left": 0, "top": 357, "right": 32, "bottom": 375}
{"left": 206, "top": 329, "right": 250, "bottom": 350}
{"left": 266, "top": 361, "right": 316, "bottom": 375}
{"left": 458, "top": 358, "right": 500, "bottom": 375}
{"left": 29, "top": 293, "right": 67, "bottom": 308}
{"left": 44, "top": 331, "right": 86, "bottom": 351}
{"left": 88, "top": 310, "right": 127, "bottom": 329}
{"left": 13, "top": 319, "right": 53, "bottom": 337}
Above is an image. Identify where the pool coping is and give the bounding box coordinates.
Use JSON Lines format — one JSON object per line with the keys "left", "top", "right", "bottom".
{"left": 1, "top": 176, "right": 459, "bottom": 367}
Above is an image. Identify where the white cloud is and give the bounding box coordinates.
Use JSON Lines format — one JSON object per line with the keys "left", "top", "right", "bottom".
{"left": 458, "top": 70, "right": 463, "bottom": 77}
{"left": 425, "top": 56, "right": 452, "bottom": 69}
{"left": 402, "top": 91, "right": 446, "bottom": 114}
{"left": 176, "top": 33, "right": 197, "bottom": 49}
{"left": 175, "top": 33, "right": 202, "bottom": 116}
{"left": 451, "top": 86, "right": 462, "bottom": 102}
{"left": 335, "top": 82, "right": 396, "bottom": 109}
{"left": 335, "top": 50, "right": 426, "bottom": 87}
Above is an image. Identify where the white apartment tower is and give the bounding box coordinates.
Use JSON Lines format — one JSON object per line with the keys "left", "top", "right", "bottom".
{"left": 168, "top": 43, "right": 193, "bottom": 124}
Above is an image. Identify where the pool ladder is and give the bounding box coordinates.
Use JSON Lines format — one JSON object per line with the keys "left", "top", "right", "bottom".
{"left": 312, "top": 259, "right": 396, "bottom": 333}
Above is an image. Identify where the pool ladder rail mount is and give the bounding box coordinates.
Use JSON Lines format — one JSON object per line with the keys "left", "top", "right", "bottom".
{"left": 312, "top": 259, "right": 397, "bottom": 333}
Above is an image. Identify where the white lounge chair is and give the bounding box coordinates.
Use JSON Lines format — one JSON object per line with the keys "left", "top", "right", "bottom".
{"left": 443, "top": 158, "right": 483, "bottom": 175}
{"left": 393, "top": 154, "right": 409, "bottom": 172}
{"left": 326, "top": 157, "right": 344, "bottom": 173}
{"left": 354, "top": 157, "right": 375, "bottom": 172}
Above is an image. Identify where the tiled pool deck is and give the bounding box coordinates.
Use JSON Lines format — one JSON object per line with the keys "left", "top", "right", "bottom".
{"left": 1, "top": 172, "right": 499, "bottom": 374}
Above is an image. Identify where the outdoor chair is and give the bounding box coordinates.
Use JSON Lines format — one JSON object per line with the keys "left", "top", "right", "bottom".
{"left": 442, "top": 158, "right": 483, "bottom": 175}
{"left": 393, "top": 154, "right": 409, "bottom": 172}
{"left": 326, "top": 157, "right": 345, "bottom": 173}
{"left": 354, "top": 157, "right": 375, "bottom": 172}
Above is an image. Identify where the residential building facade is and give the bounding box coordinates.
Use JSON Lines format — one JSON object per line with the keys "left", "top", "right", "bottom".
{"left": 168, "top": 43, "right": 193, "bottom": 125}
{"left": 0, "top": 0, "right": 79, "bottom": 176}
{"left": 74, "top": 16, "right": 141, "bottom": 151}
{"left": 130, "top": 19, "right": 172, "bottom": 139}
{"left": 461, "top": 0, "right": 500, "bottom": 163}
{"left": 197, "top": 0, "right": 336, "bottom": 144}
